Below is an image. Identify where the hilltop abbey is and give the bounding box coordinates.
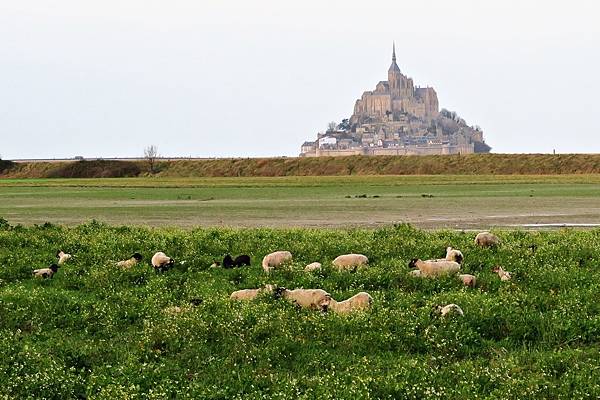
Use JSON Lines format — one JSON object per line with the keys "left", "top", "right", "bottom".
{"left": 300, "top": 45, "right": 490, "bottom": 156}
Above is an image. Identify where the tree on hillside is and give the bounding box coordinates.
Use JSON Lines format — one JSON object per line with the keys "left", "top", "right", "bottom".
{"left": 144, "top": 145, "right": 159, "bottom": 173}
{"left": 337, "top": 119, "right": 351, "bottom": 131}
{"left": 327, "top": 121, "right": 337, "bottom": 132}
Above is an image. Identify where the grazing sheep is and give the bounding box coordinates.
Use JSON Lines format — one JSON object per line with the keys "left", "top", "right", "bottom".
{"left": 492, "top": 265, "right": 512, "bottom": 281}
{"left": 332, "top": 254, "right": 368, "bottom": 271}
{"left": 408, "top": 259, "right": 460, "bottom": 277}
{"left": 33, "top": 264, "right": 59, "bottom": 279}
{"left": 458, "top": 274, "right": 477, "bottom": 287}
{"left": 223, "top": 254, "right": 251, "bottom": 268}
{"left": 276, "top": 288, "right": 332, "bottom": 311}
{"left": 116, "top": 252, "right": 143, "bottom": 269}
{"left": 233, "top": 254, "right": 251, "bottom": 267}
{"left": 329, "top": 292, "right": 373, "bottom": 314}
{"left": 261, "top": 251, "right": 293, "bottom": 273}
{"left": 475, "top": 232, "right": 500, "bottom": 247}
{"left": 304, "top": 262, "right": 322, "bottom": 272}
{"left": 56, "top": 250, "right": 72, "bottom": 265}
{"left": 434, "top": 304, "right": 464, "bottom": 317}
{"left": 445, "top": 247, "right": 464, "bottom": 264}
{"left": 151, "top": 252, "right": 175, "bottom": 272}
{"left": 230, "top": 284, "right": 275, "bottom": 301}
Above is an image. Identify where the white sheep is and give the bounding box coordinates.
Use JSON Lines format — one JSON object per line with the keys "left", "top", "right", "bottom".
{"left": 230, "top": 284, "right": 275, "bottom": 301}
{"left": 116, "top": 252, "right": 143, "bottom": 269}
{"left": 409, "top": 259, "right": 460, "bottom": 277}
{"left": 151, "top": 252, "right": 175, "bottom": 272}
{"left": 261, "top": 251, "right": 293, "bottom": 273}
{"left": 33, "top": 264, "right": 59, "bottom": 279}
{"left": 56, "top": 250, "right": 72, "bottom": 265}
{"left": 475, "top": 232, "right": 500, "bottom": 247}
{"left": 435, "top": 304, "right": 464, "bottom": 317}
{"left": 492, "top": 265, "right": 512, "bottom": 281}
{"left": 277, "top": 288, "right": 332, "bottom": 311}
{"left": 329, "top": 292, "right": 373, "bottom": 314}
{"left": 458, "top": 274, "right": 477, "bottom": 287}
{"left": 304, "top": 262, "right": 322, "bottom": 272}
{"left": 332, "top": 254, "right": 368, "bottom": 271}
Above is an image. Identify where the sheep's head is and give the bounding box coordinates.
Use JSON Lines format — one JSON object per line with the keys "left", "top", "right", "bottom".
{"left": 492, "top": 265, "right": 502, "bottom": 273}
{"left": 132, "top": 252, "right": 143, "bottom": 261}
{"left": 168, "top": 258, "right": 175, "bottom": 266}
{"left": 273, "top": 287, "right": 287, "bottom": 299}
{"left": 49, "top": 264, "right": 60, "bottom": 272}
{"left": 223, "top": 254, "right": 233, "bottom": 265}
{"left": 319, "top": 294, "right": 332, "bottom": 312}
{"left": 408, "top": 258, "right": 420, "bottom": 269}
{"left": 189, "top": 298, "right": 203, "bottom": 307}
{"left": 454, "top": 252, "right": 464, "bottom": 264}
{"left": 430, "top": 305, "right": 443, "bottom": 318}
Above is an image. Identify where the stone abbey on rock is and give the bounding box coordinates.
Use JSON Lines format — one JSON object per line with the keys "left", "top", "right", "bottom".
{"left": 300, "top": 44, "right": 490, "bottom": 157}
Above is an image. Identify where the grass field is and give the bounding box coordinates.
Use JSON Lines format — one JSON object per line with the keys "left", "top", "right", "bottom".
{"left": 1, "top": 222, "right": 600, "bottom": 398}
{"left": 1, "top": 175, "right": 600, "bottom": 229}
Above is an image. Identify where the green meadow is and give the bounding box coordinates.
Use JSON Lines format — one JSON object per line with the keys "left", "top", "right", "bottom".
{"left": 1, "top": 222, "right": 600, "bottom": 398}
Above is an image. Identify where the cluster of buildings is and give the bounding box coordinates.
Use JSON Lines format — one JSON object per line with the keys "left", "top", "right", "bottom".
{"left": 300, "top": 45, "right": 490, "bottom": 157}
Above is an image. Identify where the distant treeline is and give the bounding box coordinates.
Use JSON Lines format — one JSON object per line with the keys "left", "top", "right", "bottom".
{"left": 2, "top": 154, "right": 600, "bottom": 178}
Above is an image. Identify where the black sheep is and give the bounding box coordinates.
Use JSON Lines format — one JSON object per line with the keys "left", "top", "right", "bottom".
{"left": 222, "top": 254, "right": 251, "bottom": 268}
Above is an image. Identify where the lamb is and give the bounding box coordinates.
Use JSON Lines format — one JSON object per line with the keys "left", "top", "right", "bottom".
{"left": 458, "top": 274, "right": 477, "bottom": 287}
{"left": 33, "top": 264, "right": 60, "bottom": 279}
{"left": 332, "top": 254, "right": 368, "bottom": 271}
{"left": 434, "top": 304, "right": 464, "bottom": 317}
{"left": 222, "top": 254, "right": 251, "bottom": 268}
{"left": 230, "top": 284, "right": 275, "bottom": 301}
{"left": 329, "top": 292, "right": 373, "bottom": 314}
{"left": 475, "top": 231, "right": 500, "bottom": 247}
{"left": 408, "top": 258, "right": 460, "bottom": 277}
{"left": 116, "top": 252, "right": 143, "bottom": 269}
{"left": 56, "top": 250, "right": 72, "bottom": 265}
{"left": 492, "top": 265, "right": 512, "bottom": 281}
{"left": 261, "top": 251, "right": 293, "bottom": 273}
{"left": 304, "top": 262, "right": 322, "bottom": 272}
{"left": 276, "top": 288, "right": 332, "bottom": 312}
{"left": 151, "top": 252, "right": 175, "bottom": 272}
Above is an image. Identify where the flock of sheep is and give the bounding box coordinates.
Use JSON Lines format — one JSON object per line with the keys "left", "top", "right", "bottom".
{"left": 32, "top": 231, "right": 508, "bottom": 317}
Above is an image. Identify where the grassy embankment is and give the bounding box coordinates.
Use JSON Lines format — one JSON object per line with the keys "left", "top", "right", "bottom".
{"left": 1, "top": 222, "right": 600, "bottom": 398}
{"left": 4, "top": 154, "right": 600, "bottom": 178}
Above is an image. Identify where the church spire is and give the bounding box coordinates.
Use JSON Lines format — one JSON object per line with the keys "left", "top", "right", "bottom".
{"left": 389, "top": 42, "right": 401, "bottom": 74}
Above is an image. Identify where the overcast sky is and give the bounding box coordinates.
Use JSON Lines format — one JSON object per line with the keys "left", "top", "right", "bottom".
{"left": 1, "top": 0, "right": 599, "bottom": 158}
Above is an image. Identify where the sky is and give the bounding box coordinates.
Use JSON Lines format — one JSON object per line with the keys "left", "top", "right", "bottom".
{"left": 0, "top": 0, "right": 599, "bottom": 159}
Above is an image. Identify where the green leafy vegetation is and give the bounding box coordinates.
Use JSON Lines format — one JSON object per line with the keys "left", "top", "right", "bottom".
{"left": 1, "top": 222, "right": 600, "bottom": 398}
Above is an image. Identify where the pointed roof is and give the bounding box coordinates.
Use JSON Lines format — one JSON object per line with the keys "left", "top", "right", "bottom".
{"left": 389, "top": 42, "right": 401, "bottom": 73}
